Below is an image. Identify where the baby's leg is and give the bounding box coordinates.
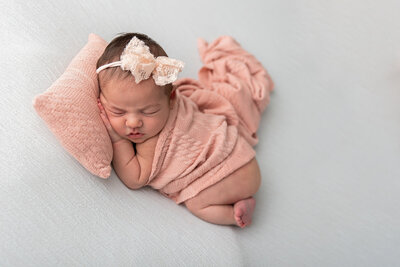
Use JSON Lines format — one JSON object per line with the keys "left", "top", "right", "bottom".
{"left": 184, "top": 158, "right": 261, "bottom": 228}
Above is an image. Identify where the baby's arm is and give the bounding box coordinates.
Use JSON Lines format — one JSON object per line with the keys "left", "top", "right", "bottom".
{"left": 112, "top": 137, "right": 157, "bottom": 189}
{"left": 111, "top": 140, "right": 149, "bottom": 189}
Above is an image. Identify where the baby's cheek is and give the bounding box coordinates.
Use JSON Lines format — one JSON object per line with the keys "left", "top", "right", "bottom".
{"left": 148, "top": 117, "right": 165, "bottom": 132}
{"left": 157, "top": 114, "right": 169, "bottom": 130}
{"left": 109, "top": 117, "right": 124, "bottom": 131}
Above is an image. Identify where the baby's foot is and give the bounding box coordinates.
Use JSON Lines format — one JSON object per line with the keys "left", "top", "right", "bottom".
{"left": 233, "top": 197, "right": 256, "bottom": 228}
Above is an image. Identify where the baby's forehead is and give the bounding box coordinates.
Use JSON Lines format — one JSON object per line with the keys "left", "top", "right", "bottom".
{"left": 99, "top": 69, "right": 132, "bottom": 87}
{"left": 101, "top": 72, "right": 157, "bottom": 90}
{"left": 102, "top": 77, "right": 166, "bottom": 100}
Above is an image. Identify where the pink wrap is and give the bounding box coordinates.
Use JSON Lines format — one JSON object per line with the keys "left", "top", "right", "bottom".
{"left": 146, "top": 36, "right": 274, "bottom": 204}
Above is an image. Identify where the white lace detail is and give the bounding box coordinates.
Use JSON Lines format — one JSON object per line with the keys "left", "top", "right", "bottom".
{"left": 153, "top": 56, "right": 185, "bottom": 85}
{"left": 96, "top": 36, "right": 184, "bottom": 86}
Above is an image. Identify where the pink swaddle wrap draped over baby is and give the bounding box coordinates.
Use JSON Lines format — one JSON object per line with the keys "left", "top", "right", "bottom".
{"left": 146, "top": 36, "right": 274, "bottom": 204}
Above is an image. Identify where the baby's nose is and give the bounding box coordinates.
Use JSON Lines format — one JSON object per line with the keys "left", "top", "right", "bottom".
{"left": 126, "top": 116, "right": 143, "bottom": 128}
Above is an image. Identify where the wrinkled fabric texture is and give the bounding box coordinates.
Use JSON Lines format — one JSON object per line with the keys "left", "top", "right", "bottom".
{"left": 146, "top": 36, "right": 274, "bottom": 204}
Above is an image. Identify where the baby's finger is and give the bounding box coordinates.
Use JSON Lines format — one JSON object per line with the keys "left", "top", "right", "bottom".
{"left": 97, "top": 99, "right": 108, "bottom": 111}
{"left": 97, "top": 101, "right": 108, "bottom": 117}
{"left": 97, "top": 102, "right": 104, "bottom": 112}
{"left": 99, "top": 112, "right": 112, "bottom": 129}
{"left": 98, "top": 106, "right": 107, "bottom": 120}
{"left": 99, "top": 112, "right": 122, "bottom": 142}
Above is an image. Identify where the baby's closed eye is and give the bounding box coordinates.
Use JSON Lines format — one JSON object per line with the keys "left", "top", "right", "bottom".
{"left": 106, "top": 108, "right": 125, "bottom": 116}
{"left": 142, "top": 109, "right": 160, "bottom": 115}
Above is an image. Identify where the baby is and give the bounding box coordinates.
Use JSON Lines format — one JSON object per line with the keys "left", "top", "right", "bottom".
{"left": 96, "top": 32, "right": 273, "bottom": 228}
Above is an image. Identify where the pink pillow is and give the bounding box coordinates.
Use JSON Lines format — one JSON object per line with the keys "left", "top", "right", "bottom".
{"left": 33, "top": 33, "right": 112, "bottom": 178}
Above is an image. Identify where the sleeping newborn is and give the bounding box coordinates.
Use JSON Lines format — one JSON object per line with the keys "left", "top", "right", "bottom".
{"left": 96, "top": 32, "right": 273, "bottom": 228}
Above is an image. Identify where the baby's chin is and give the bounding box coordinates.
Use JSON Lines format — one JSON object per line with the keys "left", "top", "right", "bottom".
{"left": 125, "top": 133, "right": 150, "bottom": 144}
{"left": 126, "top": 136, "right": 145, "bottom": 143}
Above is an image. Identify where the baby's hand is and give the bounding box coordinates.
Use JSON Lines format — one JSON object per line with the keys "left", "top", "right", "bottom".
{"left": 97, "top": 98, "right": 123, "bottom": 143}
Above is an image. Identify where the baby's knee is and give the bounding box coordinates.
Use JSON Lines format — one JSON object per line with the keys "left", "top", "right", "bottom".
{"left": 184, "top": 197, "right": 202, "bottom": 215}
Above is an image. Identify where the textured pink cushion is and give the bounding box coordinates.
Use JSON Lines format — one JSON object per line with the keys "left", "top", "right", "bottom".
{"left": 33, "top": 33, "right": 112, "bottom": 178}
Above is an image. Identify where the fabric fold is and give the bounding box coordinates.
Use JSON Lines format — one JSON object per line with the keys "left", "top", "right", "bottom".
{"left": 146, "top": 36, "right": 274, "bottom": 204}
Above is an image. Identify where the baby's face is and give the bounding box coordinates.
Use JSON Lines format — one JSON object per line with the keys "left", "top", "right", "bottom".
{"left": 99, "top": 76, "right": 172, "bottom": 144}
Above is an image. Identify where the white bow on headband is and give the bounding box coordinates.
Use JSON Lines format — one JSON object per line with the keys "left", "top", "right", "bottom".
{"left": 96, "top": 36, "right": 184, "bottom": 86}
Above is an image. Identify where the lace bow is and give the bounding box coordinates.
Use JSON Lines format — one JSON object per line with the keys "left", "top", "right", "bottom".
{"left": 96, "top": 36, "right": 184, "bottom": 86}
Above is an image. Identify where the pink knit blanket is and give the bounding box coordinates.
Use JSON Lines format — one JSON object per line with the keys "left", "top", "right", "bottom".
{"left": 145, "top": 36, "right": 274, "bottom": 204}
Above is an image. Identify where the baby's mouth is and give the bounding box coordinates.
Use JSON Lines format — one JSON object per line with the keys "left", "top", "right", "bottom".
{"left": 128, "top": 132, "right": 144, "bottom": 138}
